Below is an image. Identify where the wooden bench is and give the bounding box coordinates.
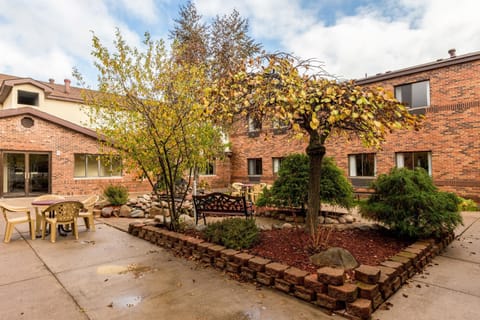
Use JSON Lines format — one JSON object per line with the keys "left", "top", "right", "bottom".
{"left": 192, "top": 192, "right": 253, "bottom": 225}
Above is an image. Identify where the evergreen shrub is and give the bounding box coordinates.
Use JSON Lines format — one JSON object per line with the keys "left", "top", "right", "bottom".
{"left": 103, "top": 185, "right": 129, "bottom": 206}
{"left": 203, "top": 218, "right": 259, "bottom": 250}
{"left": 360, "top": 168, "right": 463, "bottom": 238}
{"left": 256, "top": 154, "right": 354, "bottom": 210}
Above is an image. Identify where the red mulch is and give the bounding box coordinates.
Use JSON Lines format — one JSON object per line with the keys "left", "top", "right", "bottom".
{"left": 248, "top": 227, "right": 414, "bottom": 274}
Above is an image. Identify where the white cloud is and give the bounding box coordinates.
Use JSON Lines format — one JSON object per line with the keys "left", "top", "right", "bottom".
{"left": 115, "top": 0, "right": 159, "bottom": 23}
{"left": 2, "top": 0, "right": 480, "bottom": 87}
{"left": 0, "top": 0, "right": 141, "bottom": 85}
{"left": 197, "top": 0, "right": 480, "bottom": 79}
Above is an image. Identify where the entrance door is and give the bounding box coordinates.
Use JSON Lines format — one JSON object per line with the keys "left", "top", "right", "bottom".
{"left": 2, "top": 152, "right": 50, "bottom": 197}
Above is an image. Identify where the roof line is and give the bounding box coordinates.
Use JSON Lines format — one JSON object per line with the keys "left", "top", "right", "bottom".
{"left": 356, "top": 51, "right": 480, "bottom": 85}
{"left": 0, "top": 107, "right": 103, "bottom": 141}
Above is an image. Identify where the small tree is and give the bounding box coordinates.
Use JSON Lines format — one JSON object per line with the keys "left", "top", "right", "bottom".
{"left": 360, "top": 168, "right": 463, "bottom": 238}
{"left": 75, "top": 30, "right": 225, "bottom": 231}
{"left": 204, "top": 53, "right": 423, "bottom": 236}
{"left": 257, "top": 154, "right": 354, "bottom": 211}
{"left": 268, "top": 153, "right": 309, "bottom": 209}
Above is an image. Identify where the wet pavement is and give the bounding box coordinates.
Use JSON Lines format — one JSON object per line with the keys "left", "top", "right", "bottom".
{"left": 372, "top": 211, "right": 480, "bottom": 320}
{"left": 0, "top": 197, "right": 336, "bottom": 320}
{"left": 1, "top": 196, "right": 479, "bottom": 320}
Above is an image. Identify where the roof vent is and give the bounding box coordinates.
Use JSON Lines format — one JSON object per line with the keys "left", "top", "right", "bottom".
{"left": 448, "top": 48, "right": 456, "bottom": 58}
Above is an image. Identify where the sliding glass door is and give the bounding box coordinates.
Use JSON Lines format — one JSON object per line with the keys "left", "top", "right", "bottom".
{"left": 2, "top": 152, "right": 50, "bottom": 197}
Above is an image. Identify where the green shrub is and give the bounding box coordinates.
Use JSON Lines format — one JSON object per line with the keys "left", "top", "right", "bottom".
{"left": 458, "top": 197, "right": 478, "bottom": 211}
{"left": 103, "top": 185, "right": 129, "bottom": 206}
{"left": 257, "top": 154, "right": 355, "bottom": 210}
{"left": 254, "top": 186, "right": 273, "bottom": 207}
{"left": 360, "top": 168, "right": 463, "bottom": 238}
{"left": 203, "top": 218, "right": 259, "bottom": 250}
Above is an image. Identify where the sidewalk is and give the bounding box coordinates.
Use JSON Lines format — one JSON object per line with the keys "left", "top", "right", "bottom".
{"left": 373, "top": 211, "right": 480, "bottom": 320}
{"left": 1, "top": 197, "right": 479, "bottom": 319}
{"left": 0, "top": 197, "right": 336, "bottom": 320}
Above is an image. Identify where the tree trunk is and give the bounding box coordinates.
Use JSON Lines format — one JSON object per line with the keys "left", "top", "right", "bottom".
{"left": 306, "top": 141, "right": 326, "bottom": 235}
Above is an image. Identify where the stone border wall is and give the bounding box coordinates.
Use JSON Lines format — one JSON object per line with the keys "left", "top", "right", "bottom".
{"left": 128, "top": 222, "right": 454, "bottom": 320}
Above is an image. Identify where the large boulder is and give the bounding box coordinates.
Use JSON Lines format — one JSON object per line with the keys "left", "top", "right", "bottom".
{"left": 310, "top": 247, "right": 359, "bottom": 270}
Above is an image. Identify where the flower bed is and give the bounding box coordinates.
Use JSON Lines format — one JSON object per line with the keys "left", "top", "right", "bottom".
{"left": 128, "top": 221, "right": 454, "bottom": 320}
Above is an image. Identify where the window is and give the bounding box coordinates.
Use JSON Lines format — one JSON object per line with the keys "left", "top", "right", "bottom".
{"left": 272, "top": 157, "right": 283, "bottom": 174}
{"left": 394, "top": 80, "right": 430, "bottom": 109}
{"left": 74, "top": 154, "right": 122, "bottom": 177}
{"left": 21, "top": 117, "right": 34, "bottom": 128}
{"left": 248, "top": 158, "right": 262, "bottom": 176}
{"left": 272, "top": 118, "right": 289, "bottom": 134}
{"left": 198, "top": 161, "right": 215, "bottom": 176}
{"left": 396, "top": 151, "right": 431, "bottom": 175}
{"left": 247, "top": 116, "right": 261, "bottom": 137}
{"left": 349, "top": 153, "right": 375, "bottom": 177}
{"left": 17, "top": 90, "right": 39, "bottom": 106}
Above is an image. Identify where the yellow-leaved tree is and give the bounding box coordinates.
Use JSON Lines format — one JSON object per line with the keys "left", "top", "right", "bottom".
{"left": 76, "top": 30, "right": 225, "bottom": 230}
{"left": 204, "top": 53, "right": 423, "bottom": 236}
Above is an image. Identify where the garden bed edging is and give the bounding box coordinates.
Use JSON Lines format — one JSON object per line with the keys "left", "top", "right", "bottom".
{"left": 127, "top": 221, "right": 455, "bottom": 320}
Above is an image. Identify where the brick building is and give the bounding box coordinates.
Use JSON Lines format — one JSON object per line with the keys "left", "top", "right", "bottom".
{"left": 220, "top": 49, "right": 480, "bottom": 202}
{"left": 0, "top": 74, "right": 149, "bottom": 198}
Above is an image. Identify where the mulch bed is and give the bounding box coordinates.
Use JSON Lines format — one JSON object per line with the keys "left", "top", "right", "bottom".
{"left": 184, "top": 224, "right": 414, "bottom": 274}
{"left": 248, "top": 227, "right": 414, "bottom": 274}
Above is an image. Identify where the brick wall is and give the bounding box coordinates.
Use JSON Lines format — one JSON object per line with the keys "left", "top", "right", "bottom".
{"left": 220, "top": 58, "right": 480, "bottom": 202}
{"left": 0, "top": 114, "right": 150, "bottom": 196}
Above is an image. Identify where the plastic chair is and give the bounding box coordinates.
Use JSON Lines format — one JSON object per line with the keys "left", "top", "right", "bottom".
{"left": 248, "top": 184, "right": 265, "bottom": 204}
{"left": 231, "top": 182, "right": 244, "bottom": 196}
{"left": 41, "top": 201, "right": 84, "bottom": 243}
{"left": 33, "top": 194, "right": 65, "bottom": 235}
{"left": 0, "top": 203, "right": 35, "bottom": 243}
{"left": 79, "top": 195, "right": 98, "bottom": 231}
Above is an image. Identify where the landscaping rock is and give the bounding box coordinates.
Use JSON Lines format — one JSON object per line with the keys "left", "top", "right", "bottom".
{"left": 179, "top": 214, "right": 194, "bottom": 224}
{"left": 324, "top": 217, "right": 337, "bottom": 224}
{"left": 195, "top": 224, "right": 207, "bottom": 232}
{"left": 149, "top": 205, "right": 164, "bottom": 217}
{"left": 282, "top": 223, "right": 293, "bottom": 229}
{"left": 119, "top": 205, "right": 132, "bottom": 217}
{"left": 101, "top": 206, "right": 114, "bottom": 218}
{"left": 344, "top": 214, "right": 355, "bottom": 223}
{"left": 130, "top": 209, "right": 145, "bottom": 218}
{"left": 310, "top": 247, "right": 359, "bottom": 269}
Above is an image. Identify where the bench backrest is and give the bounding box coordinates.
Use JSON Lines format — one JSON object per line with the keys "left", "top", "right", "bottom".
{"left": 193, "top": 192, "right": 247, "bottom": 214}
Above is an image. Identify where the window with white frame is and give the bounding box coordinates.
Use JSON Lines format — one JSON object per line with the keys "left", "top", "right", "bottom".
{"left": 349, "top": 153, "right": 376, "bottom": 177}
{"left": 394, "top": 80, "right": 430, "bottom": 109}
{"left": 272, "top": 157, "right": 284, "bottom": 174}
{"left": 248, "top": 158, "right": 262, "bottom": 176}
{"left": 396, "top": 151, "right": 432, "bottom": 175}
{"left": 74, "top": 154, "right": 122, "bottom": 177}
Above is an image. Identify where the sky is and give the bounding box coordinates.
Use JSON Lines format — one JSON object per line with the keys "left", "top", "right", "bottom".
{"left": 1, "top": 0, "right": 480, "bottom": 87}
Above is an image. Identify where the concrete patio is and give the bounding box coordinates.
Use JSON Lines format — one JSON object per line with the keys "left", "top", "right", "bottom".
{"left": 1, "top": 196, "right": 479, "bottom": 319}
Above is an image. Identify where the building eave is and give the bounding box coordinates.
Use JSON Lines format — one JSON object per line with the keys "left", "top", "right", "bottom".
{"left": 0, "top": 107, "right": 103, "bottom": 141}
{"left": 355, "top": 51, "right": 480, "bottom": 85}
{"left": 0, "top": 78, "right": 54, "bottom": 103}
